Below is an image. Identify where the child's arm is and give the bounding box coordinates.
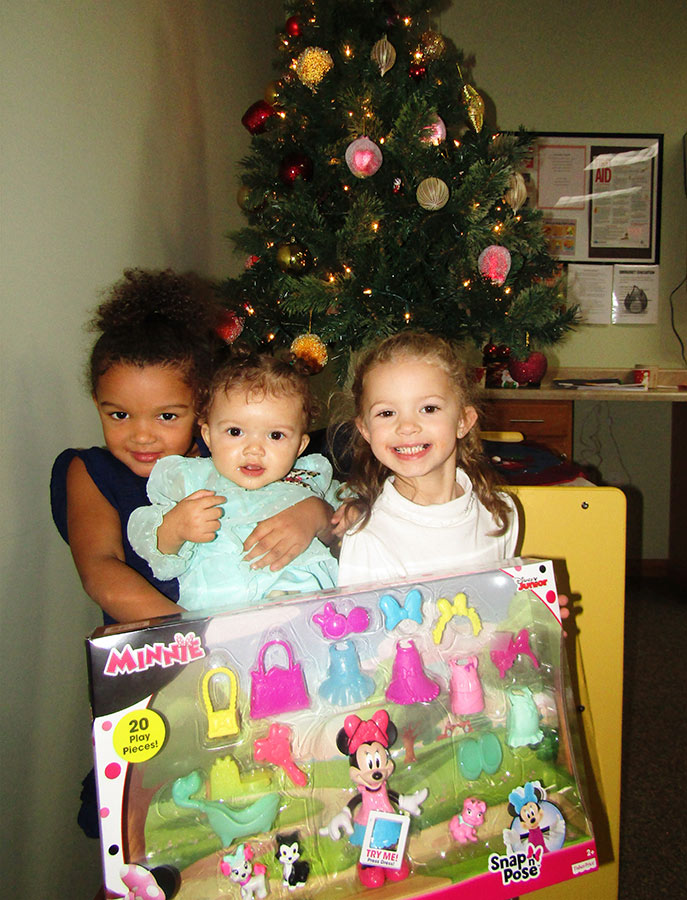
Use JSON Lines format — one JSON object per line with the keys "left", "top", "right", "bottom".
{"left": 243, "top": 496, "right": 335, "bottom": 570}
{"left": 66, "top": 458, "right": 181, "bottom": 622}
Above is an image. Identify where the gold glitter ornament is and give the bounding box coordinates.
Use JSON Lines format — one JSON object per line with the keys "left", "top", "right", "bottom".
{"left": 416, "top": 176, "right": 449, "bottom": 210}
{"left": 420, "top": 29, "right": 446, "bottom": 60}
{"left": 370, "top": 34, "right": 396, "bottom": 76}
{"left": 504, "top": 172, "right": 527, "bottom": 212}
{"left": 290, "top": 333, "right": 328, "bottom": 373}
{"left": 296, "top": 46, "right": 334, "bottom": 90}
{"left": 462, "top": 83, "right": 484, "bottom": 132}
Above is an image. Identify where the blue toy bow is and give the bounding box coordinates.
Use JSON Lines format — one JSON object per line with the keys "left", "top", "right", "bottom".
{"left": 379, "top": 589, "right": 423, "bottom": 630}
{"left": 509, "top": 780, "right": 538, "bottom": 814}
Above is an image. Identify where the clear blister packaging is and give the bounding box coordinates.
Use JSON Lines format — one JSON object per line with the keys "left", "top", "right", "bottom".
{"left": 87, "top": 558, "right": 598, "bottom": 899}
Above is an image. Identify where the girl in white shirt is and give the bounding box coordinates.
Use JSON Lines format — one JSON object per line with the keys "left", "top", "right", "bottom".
{"left": 337, "top": 331, "right": 517, "bottom": 587}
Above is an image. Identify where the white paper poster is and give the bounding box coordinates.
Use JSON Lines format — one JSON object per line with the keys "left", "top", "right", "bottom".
{"left": 567, "top": 264, "right": 613, "bottom": 324}
{"left": 611, "top": 265, "right": 659, "bottom": 324}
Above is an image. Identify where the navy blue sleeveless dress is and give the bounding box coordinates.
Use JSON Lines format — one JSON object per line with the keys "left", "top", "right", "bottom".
{"left": 51, "top": 446, "right": 181, "bottom": 625}
{"left": 51, "top": 445, "right": 185, "bottom": 837}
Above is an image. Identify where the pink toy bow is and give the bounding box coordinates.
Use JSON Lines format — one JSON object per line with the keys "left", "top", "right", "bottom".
{"left": 490, "top": 628, "right": 540, "bottom": 679}
{"left": 344, "top": 709, "right": 390, "bottom": 753}
{"left": 312, "top": 602, "right": 369, "bottom": 640}
{"left": 254, "top": 723, "right": 307, "bottom": 787}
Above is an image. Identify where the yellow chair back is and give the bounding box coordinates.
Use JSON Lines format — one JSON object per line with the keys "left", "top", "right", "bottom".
{"left": 509, "top": 485, "right": 626, "bottom": 899}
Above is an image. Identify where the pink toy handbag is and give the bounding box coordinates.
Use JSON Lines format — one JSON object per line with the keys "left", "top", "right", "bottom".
{"left": 250, "top": 639, "right": 310, "bottom": 719}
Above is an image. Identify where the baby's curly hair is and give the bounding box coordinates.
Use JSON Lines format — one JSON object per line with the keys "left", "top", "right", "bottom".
{"left": 87, "top": 268, "right": 225, "bottom": 398}
{"left": 200, "top": 345, "right": 318, "bottom": 430}
{"left": 342, "top": 330, "right": 511, "bottom": 534}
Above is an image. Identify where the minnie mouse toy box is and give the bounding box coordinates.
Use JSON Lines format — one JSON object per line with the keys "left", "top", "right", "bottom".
{"left": 86, "top": 559, "right": 598, "bottom": 900}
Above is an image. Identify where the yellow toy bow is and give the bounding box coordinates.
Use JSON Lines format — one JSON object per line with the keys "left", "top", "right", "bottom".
{"left": 432, "top": 592, "right": 482, "bottom": 644}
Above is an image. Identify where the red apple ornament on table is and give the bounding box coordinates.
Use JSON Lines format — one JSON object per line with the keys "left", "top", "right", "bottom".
{"left": 507, "top": 351, "right": 548, "bottom": 387}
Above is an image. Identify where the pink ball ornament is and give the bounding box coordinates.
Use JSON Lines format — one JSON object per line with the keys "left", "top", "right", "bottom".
{"left": 345, "top": 137, "right": 383, "bottom": 178}
{"left": 478, "top": 245, "right": 511, "bottom": 285}
{"left": 421, "top": 116, "right": 446, "bottom": 146}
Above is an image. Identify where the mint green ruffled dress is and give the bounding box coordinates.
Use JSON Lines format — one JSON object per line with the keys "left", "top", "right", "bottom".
{"left": 128, "top": 453, "right": 338, "bottom": 613}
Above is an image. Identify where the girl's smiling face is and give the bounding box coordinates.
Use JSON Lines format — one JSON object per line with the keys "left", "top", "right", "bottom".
{"left": 93, "top": 363, "right": 196, "bottom": 477}
{"left": 356, "top": 357, "right": 477, "bottom": 505}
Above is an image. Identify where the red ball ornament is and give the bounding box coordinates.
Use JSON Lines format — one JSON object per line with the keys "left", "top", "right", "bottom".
{"left": 241, "top": 100, "right": 276, "bottom": 135}
{"left": 279, "top": 151, "right": 314, "bottom": 185}
{"left": 507, "top": 351, "right": 548, "bottom": 387}
{"left": 409, "top": 62, "right": 426, "bottom": 80}
{"left": 285, "top": 15, "right": 302, "bottom": 37}
{"left": 216, "top": 311, "right": 245, "bottom": 344}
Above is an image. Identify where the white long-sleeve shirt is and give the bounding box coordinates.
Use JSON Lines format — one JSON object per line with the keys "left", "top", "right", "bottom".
{"left": 338, "top": 468, "right": 518, "bottom": 588}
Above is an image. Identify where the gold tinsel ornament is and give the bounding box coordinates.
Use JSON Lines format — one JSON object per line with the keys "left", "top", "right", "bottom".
{"left": 290, "top": 333, "right": 328, "bottom": 373}
{"left": 420, "top": 29, "right": 446, "bottom": 60}
{"left": 370, "top": 35, "right": 396, "bottom": 76}
{"left": 457, "top": 65, "right": 484, "bottom": 132}
{"left": 296, "top": 46, "right": 334, "bottom": 90}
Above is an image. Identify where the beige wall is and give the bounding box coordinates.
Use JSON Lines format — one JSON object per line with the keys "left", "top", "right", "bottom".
{"left": 1, "top": 2, "right": 684, "bottom": 895}
{"left": 0, "top": 1, "right": 282, "bottom": 895}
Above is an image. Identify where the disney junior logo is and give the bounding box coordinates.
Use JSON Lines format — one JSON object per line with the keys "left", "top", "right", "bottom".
{"left": 516, "top": 576, "right": 548, "bottom": 592}
{"left": 488, "top": 844, "right": 543, "bottom": 887}
{"left": 104, "top": 632, "right": 205, "bottom": 676}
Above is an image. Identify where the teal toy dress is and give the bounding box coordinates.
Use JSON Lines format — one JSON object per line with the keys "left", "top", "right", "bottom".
{"left": 128, "top": 453, "right": 339, "bottom": 613}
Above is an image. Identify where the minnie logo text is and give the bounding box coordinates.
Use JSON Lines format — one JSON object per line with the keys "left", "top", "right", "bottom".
{"left": 104, "top": 632, "right": 206, "bottom": 676}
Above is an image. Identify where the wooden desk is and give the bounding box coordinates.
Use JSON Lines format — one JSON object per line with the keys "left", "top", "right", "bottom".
{"left": 482, "top": 368, "right": 687, "bottom": 582}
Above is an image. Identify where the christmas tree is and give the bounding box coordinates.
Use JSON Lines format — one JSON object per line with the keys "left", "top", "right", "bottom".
{"left": 220, "top": 0, "right": 578, "bottom": 380}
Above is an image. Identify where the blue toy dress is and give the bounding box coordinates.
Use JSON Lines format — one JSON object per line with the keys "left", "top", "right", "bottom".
{"left": 127, "top": 453, "right": 339, "bottom": 613}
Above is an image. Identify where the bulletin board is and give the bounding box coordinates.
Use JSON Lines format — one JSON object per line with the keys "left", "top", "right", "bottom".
{"left": 522, "top": 132, "right": 663, "bottom": 265}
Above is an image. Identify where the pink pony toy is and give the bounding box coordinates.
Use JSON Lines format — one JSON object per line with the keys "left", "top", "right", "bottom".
{"left": 221, "top": 843, "right": 268, "bottom": 900}
{"left": 449, "top": 797, "right": 487, "bottom": 844}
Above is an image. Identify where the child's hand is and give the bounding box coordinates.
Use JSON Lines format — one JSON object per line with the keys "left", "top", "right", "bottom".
{"left": 244, "top": 497, "right": 333, "bottom": 571}
{"left": 157, "top": 490, "right": 225, "bottom": 555}
{"left": 331, "top": 501, "right": 363, "bottom": 538}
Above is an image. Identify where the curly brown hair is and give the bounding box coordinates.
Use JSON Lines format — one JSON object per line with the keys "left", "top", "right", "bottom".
{"left": 87, "top": 268, "right": 224, "bottom": 400}
{"left": 199, "top": 345, "right": 318, "bottom": 430}
{"left": 342, "top": 331, "right": 511, "bottom": 534}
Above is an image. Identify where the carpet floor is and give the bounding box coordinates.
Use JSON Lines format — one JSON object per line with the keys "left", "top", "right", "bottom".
{"left": 618, "top": 576, "right": 686, "bottom": 897}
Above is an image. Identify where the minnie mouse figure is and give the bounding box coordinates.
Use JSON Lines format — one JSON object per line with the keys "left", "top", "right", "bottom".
{"left": 319, "top": 709, "right": 428, "bottom": 889}
{"left": 503, "top": 780, "right": 566, "bottom": 855}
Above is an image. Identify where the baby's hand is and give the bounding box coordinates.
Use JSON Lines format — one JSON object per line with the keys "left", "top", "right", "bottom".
{"left": 157, "top": 490, "right": 225, "bottom": 555}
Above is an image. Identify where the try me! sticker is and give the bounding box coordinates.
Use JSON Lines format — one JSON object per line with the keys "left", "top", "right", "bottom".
{"left": 359, "top": 812, "right": 410, "bottom": 869}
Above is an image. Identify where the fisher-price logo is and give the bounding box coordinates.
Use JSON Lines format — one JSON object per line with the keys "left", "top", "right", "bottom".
{"left": 488, "top": 844, "right": 543, "bottom": 887}
{"left": 104, "top": 632, "right": 206, "bottom": 676}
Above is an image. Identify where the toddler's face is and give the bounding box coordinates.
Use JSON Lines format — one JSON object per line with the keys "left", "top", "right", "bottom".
{"left": 94, "top": 363, "right": 195, "bottom": 477}
{"left": 201, "top": 387, "right": 309, "bottom": 489}
{"left": 356, "top": 357, "right": 476, "bottom": 501}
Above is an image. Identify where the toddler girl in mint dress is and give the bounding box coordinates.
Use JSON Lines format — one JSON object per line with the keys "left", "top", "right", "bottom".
{"left": 129, "top": 352, "right": 338, "bottom": 613}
